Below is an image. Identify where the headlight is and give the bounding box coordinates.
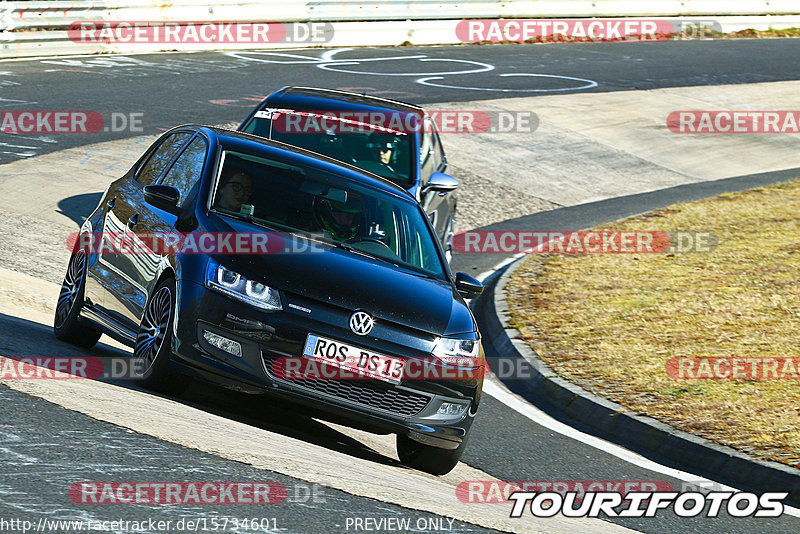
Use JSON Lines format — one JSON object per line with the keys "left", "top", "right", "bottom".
{"left": 206, "top": 261, "right": 282, "bottom": 311}
{"left": 432, "top": 337, "right": 481, "bottom": 368}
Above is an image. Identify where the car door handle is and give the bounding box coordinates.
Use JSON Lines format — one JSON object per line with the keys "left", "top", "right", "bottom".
{"left": 127, "top": 214, "right": 139, "bottom": 229}
{"left": 107, "top": 198, "right": 115, "bottom": 209}
{"left": 437, "top": 191, "right": 447, "bottom": 197}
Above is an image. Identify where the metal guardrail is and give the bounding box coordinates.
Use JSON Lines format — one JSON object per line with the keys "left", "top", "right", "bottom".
{"left": 0, "top": 2, "right": 302, "bottom": 30}
{"left": 0, "top": 1, "right": 798, "bottom": 58}
{"left": 304, "top": 0, "right": 800, "bottom": 20}
{"left": 2, "top": 1, "right": 800, "bottom": 29}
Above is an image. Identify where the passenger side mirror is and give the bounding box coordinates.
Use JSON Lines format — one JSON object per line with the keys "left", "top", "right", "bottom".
{"left": 455, "top": 272, "right": 483, "bottom": 299}
{"left": 144, "top": 184, "right": 181, "bottom": 215}
{"left": 425, "top": 172, "right": 459, "bottom": 193}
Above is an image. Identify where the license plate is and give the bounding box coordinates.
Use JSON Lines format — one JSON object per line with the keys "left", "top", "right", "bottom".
{"left": 302, "top": 334, "right": 404, "bottom": 383}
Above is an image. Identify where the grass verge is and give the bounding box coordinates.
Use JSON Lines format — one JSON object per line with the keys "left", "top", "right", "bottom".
{"left": 506, "top": 179, "right": 800, "bottom": 467}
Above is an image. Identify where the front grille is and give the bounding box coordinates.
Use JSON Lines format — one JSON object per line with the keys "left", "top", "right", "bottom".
{"left": 262, "top": 351, "right": 430, "bottom": 417}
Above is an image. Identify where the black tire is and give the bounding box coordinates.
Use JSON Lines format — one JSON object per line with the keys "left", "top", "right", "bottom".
{"left": 396, "top": 432, "right": 469, "bottom": 475}
{"left": 53, "top": 253, "right": 102, "bottom": 348}
{"left": 132, "top": 278, "right": 191, "bottom": 394}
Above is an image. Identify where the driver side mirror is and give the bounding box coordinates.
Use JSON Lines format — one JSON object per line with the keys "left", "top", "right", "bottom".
{"left": 425, "top": 172, "right": 459, "bottom": 193}
{"left": 144, "top": 184, "right": 181, "bottom": 216}
{"left": 455, "top": 272, "right": 483, "bottom": 299}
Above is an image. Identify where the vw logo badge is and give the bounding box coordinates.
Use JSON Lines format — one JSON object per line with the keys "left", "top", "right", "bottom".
{"left": 349, "top": 311, "right": 374, "bottom": 336}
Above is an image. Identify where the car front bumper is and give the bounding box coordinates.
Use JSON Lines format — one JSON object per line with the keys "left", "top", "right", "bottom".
{"left": 171, "top": 280, "right": 482, "bottom": 449}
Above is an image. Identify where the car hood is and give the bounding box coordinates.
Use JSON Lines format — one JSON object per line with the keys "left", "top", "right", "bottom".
{"left": 205, "top": 214, "right": 475, "bottom": 336}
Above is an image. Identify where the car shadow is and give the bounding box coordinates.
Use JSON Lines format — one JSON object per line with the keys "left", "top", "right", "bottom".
{"left": 0, "top": 311, "right": 400, "bottom": 468}
{"left": 56, "top": 193, "right": 102, "bottom": 228}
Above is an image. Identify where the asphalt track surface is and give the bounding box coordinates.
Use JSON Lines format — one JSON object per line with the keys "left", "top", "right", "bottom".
{"left": 1, "top": 39, "right": 800, "bottom": 162}
{"left": 0, "top": 384, "right": 489, "bottom": 534}
{"left": 2, "top": 39, "right": 800, "bottom": 533}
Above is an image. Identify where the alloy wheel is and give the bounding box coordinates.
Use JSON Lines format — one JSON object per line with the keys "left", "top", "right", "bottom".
{"left": 134, "top": 286, "right": 172, "bottom": 376}
{"left": 55, "top": 254, "right": 85, "bottom": 328}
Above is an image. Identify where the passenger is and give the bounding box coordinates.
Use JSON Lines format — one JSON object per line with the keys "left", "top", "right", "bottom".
{"left": 215, "top": 169, "right": 253, "bottom": 213}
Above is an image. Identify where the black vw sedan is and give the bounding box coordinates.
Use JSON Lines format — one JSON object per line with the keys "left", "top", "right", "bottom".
{"left": 53, "top": 126, "right": 484, "bottom": 474}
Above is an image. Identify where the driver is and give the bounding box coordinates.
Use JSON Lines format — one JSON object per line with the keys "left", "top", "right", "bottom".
{"left": 365, "top": 132, "right": 401, "bottom": 179}
{"left": 312, "top": 195, "right": 363, "bottom": 242}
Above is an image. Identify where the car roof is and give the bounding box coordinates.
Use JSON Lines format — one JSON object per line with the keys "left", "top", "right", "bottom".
{"left": 173, "top": 125, "right": 415, "bottom": 199}
{"left": 262, "top": 86, "right": 424, "bottom": 117}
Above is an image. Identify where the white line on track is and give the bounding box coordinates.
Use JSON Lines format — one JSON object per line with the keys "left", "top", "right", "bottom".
{"left": 228, "top": 48, "right": 599, "bottom": 92}
{"left": 417, "top": 73, "right": 598, "bottom": 92}
{"left": 318, "top": 58, "right": 495, "bottom": 77}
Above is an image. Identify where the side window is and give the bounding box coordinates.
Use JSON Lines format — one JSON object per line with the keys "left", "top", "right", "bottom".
{"left": 419, "top": 122, "right": 436, "bottom": 182}
{"left": 159, "top": 136, "right": 207, "bottom": 206}
{"left": 432, "top": 131, "right": 445, "bottom": 170}
{"left": 136, "top": 132, "right": 192, "bottom": 186}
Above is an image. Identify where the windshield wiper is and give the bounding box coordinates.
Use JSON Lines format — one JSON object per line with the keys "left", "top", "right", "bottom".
{"left": 214, "top": 209, "right": 284, "bottom": 232}
{"left": 328, "top": 242, "right": 443, "bottom": 281}
{"left": 329, "top": 241, "right": 404, "bottom": 268}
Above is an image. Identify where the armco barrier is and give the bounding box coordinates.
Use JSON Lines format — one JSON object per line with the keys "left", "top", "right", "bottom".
{"left": 0, "top": 1, "right": 798, "bottom": 58}
{"left": 304, "top": 0, "right": 800, "bottom": 19}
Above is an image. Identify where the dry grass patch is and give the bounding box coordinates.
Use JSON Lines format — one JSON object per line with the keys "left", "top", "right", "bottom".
{"left": 507, "top": 179, "right": 800, "bottom": 467}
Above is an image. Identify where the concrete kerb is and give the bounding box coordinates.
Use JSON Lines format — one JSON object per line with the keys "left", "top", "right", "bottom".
{"left": 474, "top": 252, "right": 800, "bottom": 507}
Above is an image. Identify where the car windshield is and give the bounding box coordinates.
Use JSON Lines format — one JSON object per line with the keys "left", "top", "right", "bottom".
{"left": 209, "top": 149, "right": 444, "bottom": 279}
{"left": 242, "top": 110, "right": 415, "bottom": 185}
